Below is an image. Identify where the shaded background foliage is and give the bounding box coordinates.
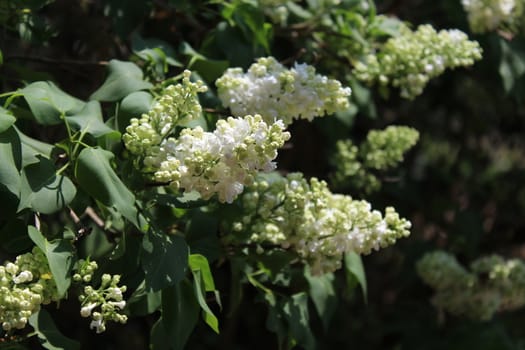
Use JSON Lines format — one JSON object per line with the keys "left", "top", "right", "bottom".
{"left": 1, "top": 0, "right": 525, "bottom": 349}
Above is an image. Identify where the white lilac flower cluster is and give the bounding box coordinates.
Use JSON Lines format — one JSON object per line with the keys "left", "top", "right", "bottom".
{"left": 74, "top": 260, "right": 128, "bottom": 334}
{"left": 216, "top": 57, "right": 352, "bottom": 125}
{"left": 227, "top": 173, "right": 411, "bottom": 275}
{"left": 461, "top": 0, "right": 524, "bottom": 34}
{"left": 0, "top": 247, "right": 59, "bottom": 331}
{"left": 353, "top": 25, "right": 483, "bottom": 99}
{"left": 123, "top": 72, "right": 291, "bottom": 203}
{"left": 145, "top": 114, "right": 290, "bottom": 203}
{"left": 417, "top": 251, "right": 525, "bottom": 321}
{"left": 330, "top": 126, "right": 419, "bottom": 194}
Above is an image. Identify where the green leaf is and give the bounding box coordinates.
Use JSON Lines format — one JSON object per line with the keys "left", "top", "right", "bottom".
{"left": 304, "top": 268, "right": 337, "bottom": 331}
{"left": 66, "top": 101, "right": 119, "bottom": 137}
{"left": 90, "top": 60, "right": 153, "bottom": 102}
{"left": 18, "top": 156, "right": 76, "bottom": 214}
{"left": 141, "top": 231, "right": 189, "bottom": 292}
{"left": 116, "top": 91, "right": 153, "bottom": 133}
{"left": 28, "top": 226, "right": 74, "bottom": 297}
{"left": 232, "top": 3, "right": 273, "bottom": 53}
{"left": 0, "top": 107, "right": 16, "bottom": 133}
{"left": 334, "top": 103, "right": 358, "bottom": 128}
{"left": 498, "top": 38, "right": 525, "bottom": 93}
{"left": 20, "top": 81, "right": 85, "bottom": 125}
{"left": 0, "top": 127, "right": 22, "bottom": 196}
{"left": 350, "top": 77, "right": 377, "bottom": 119}
{"left": 132, "top": 34, "right": 180, "bottom": 64}
{"left": 192, "top": 269, "right": 219, "bottom": 333}
{"left": 128, "top": 281, "right": 162, "bottom": 316}
{"left": 29, "top": 309, "right": 80, "bottom": 350}
{"left": 150, "top": 317, "right": 171, "bottom": 350}
{"left": 287, "top": 2, "right": 313, "bottom": 19}
{"left": 15, "top": 126, "right": 54, "bottom": 167}
{"left": 160, "top": 279, "right": 200, "bottom": 350}
{"left": 191, "top": 59, "right": 230, "bottom": 85}
{"left": 370, "top": 16, "right": 404, "bottom": 37}
{"left": 0, "top": 127, "right": 21, "bottom": 217}
{"left": 103, "top": 0, "right": 151, "bottom": 38}
{"left": 0, "top": 218, "right": 33, "bottom": 253}
{"left": 214, "top": 22, "right": 261, "bottom": 67}
{"left": 189, "top": 254, "right": 221, "bottom": 312}
{"left": 189, "top": 254, "right": 216, "bottom": 292}
{"left": 344, "top": 251, "right": 367, "bottom": 302}
{"left": 179, "top": 42, "right": 229, "bottom": 83}
{"left": 75, "top": 147, "right": 141, "bottom": 228}
{"left": 265, "top": 295, "right": 287, "bottom": 346}
{"left": 283, "top": 293, "right": 315, "bottom": 350}
{"left": 186, "top": 209, "right": 221, "bottom": 262}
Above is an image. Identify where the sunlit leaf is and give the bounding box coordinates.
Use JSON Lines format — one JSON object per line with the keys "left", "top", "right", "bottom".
{"left": 90, "top": 60, "right": 153, "bottom": 102}
{"left": 21, "top": 81, "right": 85, "bottom": 125}
{"left": 304, "top": 268, "right": 337, "bottom": 331}
{"left": 28, "top": 226, "right": 74, "bottom": 297}
{"left": 116, "top": 91, "right": 153, "bottom": 133}
{"left": 345, "top": 251, "right": 367, "bottom": 302}
{"left": 66, "top": 101, "right": 119, "bottom": 137}
{"left": 0, "top": 127, "right": 22, "bottom": 196}
{"left": 0, "top": 107, "right": 16, "bottom": 133}
{"left": 192, "top": 269, "right": 219, "bottom": 333}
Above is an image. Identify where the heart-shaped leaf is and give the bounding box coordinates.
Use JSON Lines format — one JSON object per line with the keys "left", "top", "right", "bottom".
{"left": 66, "top": 100, "right": 119, "bottom": 137}
{"left": 21, "top": 81, "right": 85, "bottom": 125}
{"left": 116, "top": 91, "right": 153, "bottom": 133}
{"left": 75, "top": 147, "right": 141, "bottom": 228}
{"left": 90, "top": 60, "right": 153, "bottom": 102}
{"left": 18, "top": 156, "right": 76, "bottom": 214}
{"left": 0, "top": 107, "right": 16, "bottom": 133}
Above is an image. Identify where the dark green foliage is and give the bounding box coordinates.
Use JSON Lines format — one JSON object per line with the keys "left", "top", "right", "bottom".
{"left": 0, "top": 0, "right": 524, "bottom": 349}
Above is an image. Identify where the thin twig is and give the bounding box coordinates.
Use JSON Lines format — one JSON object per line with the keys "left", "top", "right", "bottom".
{"left": 6, "top": 54, "right": 109, "bottom": 66}
{"left": 84, "top": 206, "right": 105, "bottom": 228}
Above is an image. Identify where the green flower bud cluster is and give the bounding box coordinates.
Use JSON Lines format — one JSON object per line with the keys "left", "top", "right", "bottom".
{"left": 417, "top": 251, "right": 525, "bottom": 321}
{"left": 461, "top": 0, "right": 524, "bottom": 34}
{"left": 227, "top": 173, "right": 411, "bottom": 275}
{"left": 147, "top": 115, "right": 291, "bottom": 203}
{"left": 123, "top": 70, "right": 208, "bottom": 158}
{"left": 330, "top": 126, "right": 419, "bottom": 194}
{"left": 216, "top": 57, "right": 352, "bottom": 125}
{"left": 75, "top": 260, "right": 128, "bottom": 334}
{"left": 353, "top": 25, "right": 483, "bottom": 99}
{"left": 0, "top": 247, "right": 59, "bottom": 331}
